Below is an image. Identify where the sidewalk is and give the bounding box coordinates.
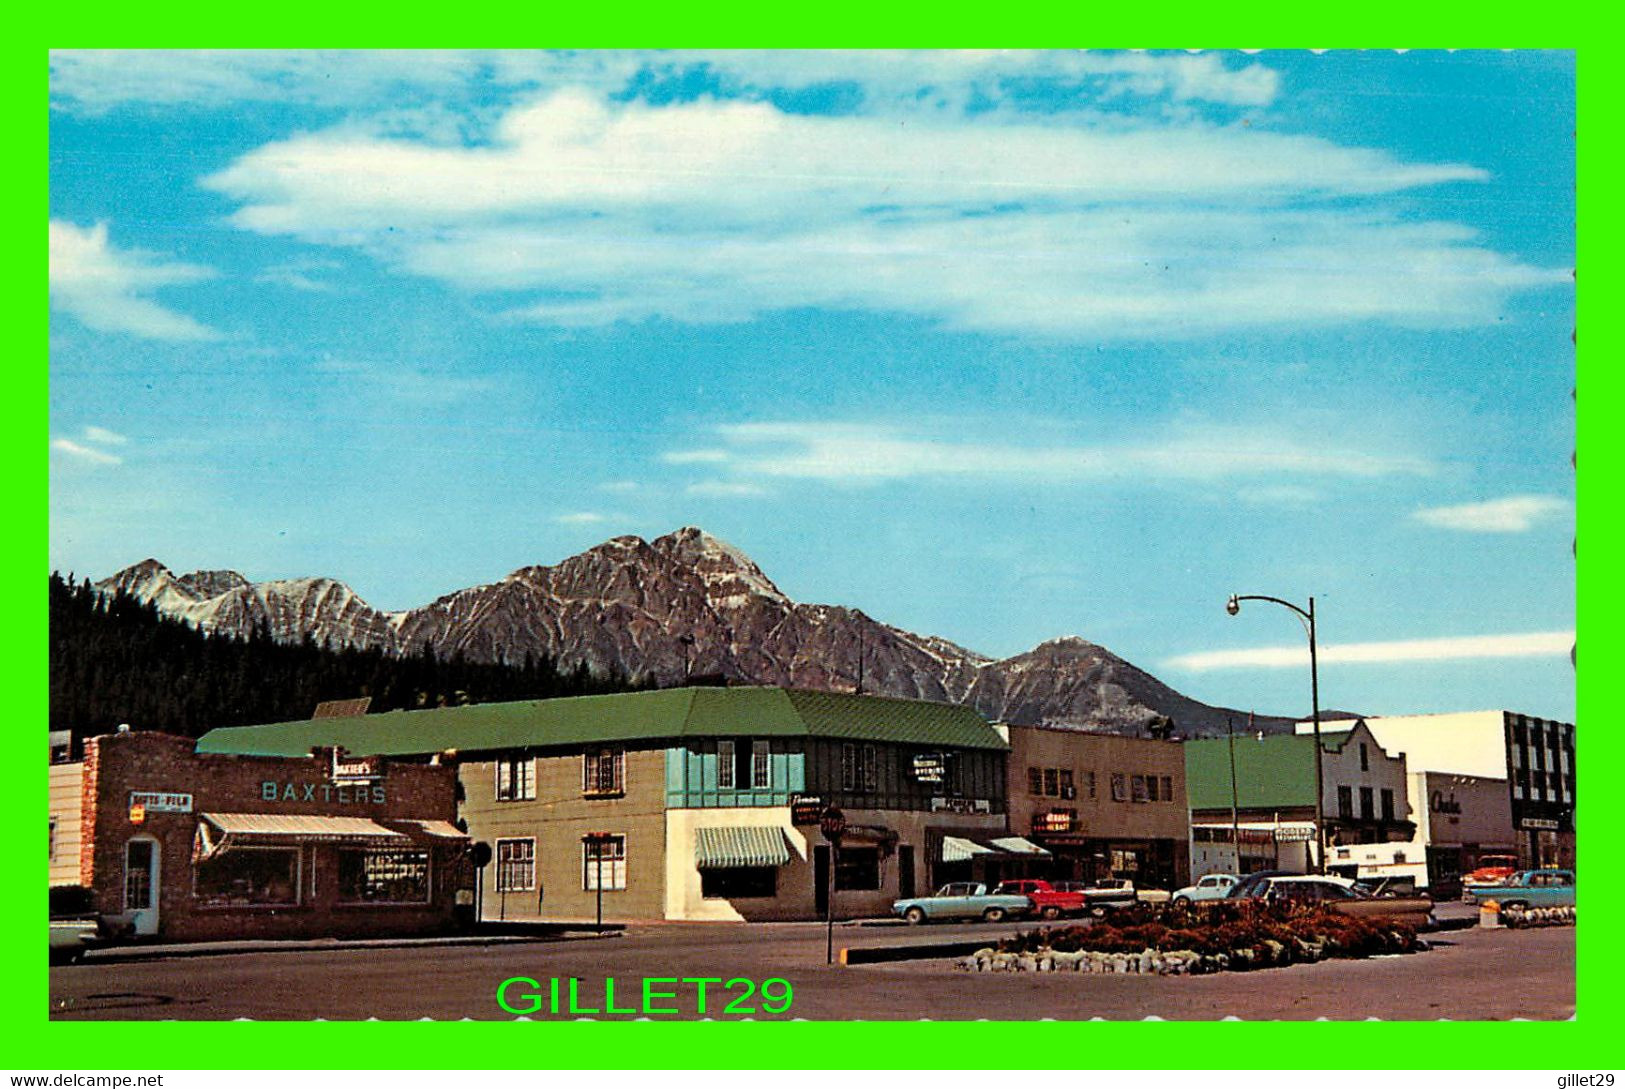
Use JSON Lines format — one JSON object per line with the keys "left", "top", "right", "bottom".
{"left": 78, "top": 923, "right": 620, "bottom": 964}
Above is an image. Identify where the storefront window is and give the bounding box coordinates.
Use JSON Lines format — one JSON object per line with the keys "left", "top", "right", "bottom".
{"left": 582, "top": 834, "right": 627, "bottom": 890}
{"left": 194, "top": 847, "right": 300, "bottom": 908}
{"left": 701, "top": 867, "right": 777, "bottom": 899}
{"left": 338, "top": 849, "right": 430, "bottom": 903}
{"left": 495, "top": 838, "right": 535, "bottom": 892}
{"left": 834, "top": 847, "right": 880, "bottom": 891}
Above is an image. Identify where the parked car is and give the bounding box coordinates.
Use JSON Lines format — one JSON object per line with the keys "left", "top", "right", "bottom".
{"left": 1053, "top": 877, "right": 1140, "bottom": 916}
{"left": 1230, "top": 873, "right": 1434, "bottom": 927}
{"left": 1172, "top": 873, "right": 1240, "bottom": 905}
{"left": 1465, "top": 869, "right": 1575, "bottom": 910}
{"left": 992, "top": 879, "right": 1088, "bottom": 920}
{"left": 1460, "top": 854, "right": 1521, "bottom": 901}
{"left": 893, "top": 882, "right": 1034, "bottom": 924}
{"left": 49, "top": 918, "right": 100, "bottom": 965}
{"left": 48, "top": 885, "right": 110, "bottom": 966}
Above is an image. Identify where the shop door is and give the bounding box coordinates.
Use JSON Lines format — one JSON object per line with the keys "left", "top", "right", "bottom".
{"left": 814, "top": 845, "right": 830, "bottom": 916}
{"left": 897, "top": 845, "right": 915, "bottom": 900}
{"left": 124, "top": 837, "right": 160, "bottom": 936}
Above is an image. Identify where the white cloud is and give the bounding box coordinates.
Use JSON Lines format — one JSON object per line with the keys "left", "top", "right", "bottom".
{"left": 1412, "top": 494, "right": 1572, "bottom": 533}
{"left": 49, "top": 220, "right": 219, "bottom": 341}
{"left": 50, "top": 50, "right": 506, "bottom": 113}
{"left": 83, "top": 425, "right": 127, "bottom": 445}
{"left": 1237, "top": 484, "right": 1322, "bottom": 507}
{"left": 257, "top": 259, "right": 342, "bottom": 293}
{"left": 1165, "top": 630, "right": 1574, "bottom": 672}
{"left": 662, "top": 448, "right": 731, "bottom": 465}
{"left": 664, "top": 421, "right": 1431, "bottom": 484}
{"left": 51, "top": 438, "right": 122, "bottom": 465}
{"left": 554, "top": 511, "right": 608, "bottom": 525}
{"left": 50, "top": 50, "right": 1279, "bottom": 115}
{"left": 195, "top": 89, "right": 1564, "bottom": 341}
{"left": 685, "top": 481, "right": 770, "bottom": 498}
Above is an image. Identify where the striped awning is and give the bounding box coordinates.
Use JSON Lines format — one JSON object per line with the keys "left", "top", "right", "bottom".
{"left": 694, "top": 826, "right": 792, "bottom": 869}
{"left": 988, "top": 836, "right": 1051, "bottom": 856}
{"left": 200, "top": 812, "right": 407, "bottom": 843}
{"left": 940, "top": 835, "right": 999, "bottom": 863}
{"left": 391, "top": 819, "right": 469, "bottom": 840}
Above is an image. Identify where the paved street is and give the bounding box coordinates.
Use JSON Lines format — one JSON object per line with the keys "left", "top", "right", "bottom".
{"left": 49, "top": 912, "right": 1575, "bottom": 1021}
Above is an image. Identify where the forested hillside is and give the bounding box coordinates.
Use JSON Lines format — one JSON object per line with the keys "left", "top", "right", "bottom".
{"left": 48, "top": 573, "right": 646, "bottom": 741}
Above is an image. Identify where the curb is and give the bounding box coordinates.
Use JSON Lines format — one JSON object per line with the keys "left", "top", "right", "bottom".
{"left": 76, "top": 929, "right": 619, "bottom": 964}
{"left": 839, "top": 940, "right": 993, "bottom": 965}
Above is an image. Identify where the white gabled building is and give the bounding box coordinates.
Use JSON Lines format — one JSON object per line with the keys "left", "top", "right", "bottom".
{"left": 1297, "top": 710, "right": 1574, "bottom": 872}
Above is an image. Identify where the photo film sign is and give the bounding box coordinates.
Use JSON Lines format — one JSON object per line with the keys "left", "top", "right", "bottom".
{"left": 128, "top": 791, "right": 193, "bottom": 814}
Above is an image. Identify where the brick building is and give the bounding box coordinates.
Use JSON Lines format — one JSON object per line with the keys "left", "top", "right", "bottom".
{"left": 51, "top": 728, "right": 471, "bottom": 941}
{"left": 198, "top": 686, "right": 1012, "bottom": 922}
{"left": 1001, "top": 724, "right": 1189, "bottom": 890}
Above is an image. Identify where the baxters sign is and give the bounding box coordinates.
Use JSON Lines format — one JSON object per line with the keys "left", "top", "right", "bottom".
{"left": 330, "top": 748, "right": 384, "bottom": 783}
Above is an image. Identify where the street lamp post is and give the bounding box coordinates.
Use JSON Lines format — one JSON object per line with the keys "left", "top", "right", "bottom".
{"left": 1226, "top": 593, "right": 1325, "bottom": 875}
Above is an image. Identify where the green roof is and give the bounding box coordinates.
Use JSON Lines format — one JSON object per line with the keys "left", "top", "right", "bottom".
{"left": 1184, "top": 730, "right": 1351, "bottom": 811}
{"left": 195, "top": 686, "right": 1009, "bottom": 757}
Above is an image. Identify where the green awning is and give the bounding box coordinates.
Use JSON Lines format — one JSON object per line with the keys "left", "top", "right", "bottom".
{"left": 695, "top": 826, "right": 792, "bottom": 869}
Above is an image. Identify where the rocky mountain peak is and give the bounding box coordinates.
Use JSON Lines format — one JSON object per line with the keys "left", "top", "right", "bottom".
{"left": 176, "top": 569, "right": 251, "bottom": 598}
{"left": 653, "top": 526, "right": 789, "bottom": 606}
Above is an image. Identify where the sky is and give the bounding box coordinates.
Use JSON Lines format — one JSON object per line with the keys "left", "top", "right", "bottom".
{"left": 47, "top": 50, "right": 1576, "bottom": 722}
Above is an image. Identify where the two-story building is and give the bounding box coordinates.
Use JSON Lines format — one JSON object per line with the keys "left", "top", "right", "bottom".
{"left": 1185, "top": 719, "right": 1413, "bottom": 876}
{"left": 1002, "top": 724, "right": 1189, "bottom": 890}
{"left": 1300, "top": 711, "right": 1574, "bottom": 870}
{"left": 198, "top": 686, "right": 1012, "bottom": 922}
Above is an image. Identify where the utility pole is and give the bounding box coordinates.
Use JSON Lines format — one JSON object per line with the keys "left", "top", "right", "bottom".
{"left": 1228, "top": 715, "right": 1242, "bottom": 873}
{"left": 855, "top": 627, "right": 864, "bottom": 695}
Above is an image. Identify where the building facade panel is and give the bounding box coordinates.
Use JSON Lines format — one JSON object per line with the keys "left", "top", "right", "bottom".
{"left": 460, "top": 745, "right": 669, "bottom": 922}
{"left": 49, "top": 761, "right": 86, "bottom": 888}
{"left": 1005, "top": 726, "right": 1188, "bottom": 889}
{"left": 73, "top": 730, "right": 468, "bottom": 942}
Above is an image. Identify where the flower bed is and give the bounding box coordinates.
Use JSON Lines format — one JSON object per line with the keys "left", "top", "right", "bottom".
{"left": 951, "top": 899, "right": 1424, "bottom": 975}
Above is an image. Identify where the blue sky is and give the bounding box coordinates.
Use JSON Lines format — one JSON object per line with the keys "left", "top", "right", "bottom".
{"left": 47, "top": 50, "right": 1575, "bottom": 721}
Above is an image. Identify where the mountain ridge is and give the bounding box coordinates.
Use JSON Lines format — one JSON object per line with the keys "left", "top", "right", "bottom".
{"left": 93, "top": 526, "right": 1298, "bottom": 737}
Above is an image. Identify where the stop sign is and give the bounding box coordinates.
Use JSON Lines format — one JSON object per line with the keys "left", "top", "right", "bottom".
{"left": 819, "top": 806, "right": 846, "bottom": 843}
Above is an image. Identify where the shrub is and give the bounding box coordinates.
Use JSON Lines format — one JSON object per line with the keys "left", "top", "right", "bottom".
{"left": 998, "top": 899, "right": 1423, "bottom": 970}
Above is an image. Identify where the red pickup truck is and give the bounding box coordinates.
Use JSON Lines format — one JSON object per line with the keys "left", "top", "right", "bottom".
{"left": 993, "top": 879, "right": 1088, "bottom": 920}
